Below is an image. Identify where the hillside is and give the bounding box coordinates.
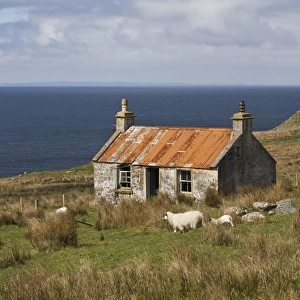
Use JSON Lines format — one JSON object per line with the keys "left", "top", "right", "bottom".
{"left": 255, "top": 110, "right": 300, "bottom": 178}
{"left": 274, "top": 110, "right": 300, "bottom": 131}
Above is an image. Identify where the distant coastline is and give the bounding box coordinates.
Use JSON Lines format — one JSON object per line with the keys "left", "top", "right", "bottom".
{"left": 1, "top": 81, "right": 300, "bottom": 87}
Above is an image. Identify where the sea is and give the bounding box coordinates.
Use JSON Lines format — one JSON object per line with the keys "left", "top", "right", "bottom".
{"left": 0, "top": 86, "right": 299, "bottom": 178}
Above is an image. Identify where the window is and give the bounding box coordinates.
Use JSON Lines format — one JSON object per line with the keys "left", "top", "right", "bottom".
{"left": 179, "top": 170, "right": 191, "bottom": 192}
{"left": 119, "top": 166, "right": 131, "bottom": 188}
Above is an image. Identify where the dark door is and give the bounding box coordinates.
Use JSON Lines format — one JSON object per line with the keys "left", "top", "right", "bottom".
{"left": 148, "top": 168, "right": 159, "bottom": 198}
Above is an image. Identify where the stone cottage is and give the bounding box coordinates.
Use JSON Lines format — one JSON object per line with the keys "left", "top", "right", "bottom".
{"left": 93, "top": 99, "right": 276, "bottom": 204}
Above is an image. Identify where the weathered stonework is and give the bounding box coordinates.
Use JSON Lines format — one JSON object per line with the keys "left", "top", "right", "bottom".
{"left": 217, "top": 134, "right": 276, "bottom": 195}
{"left": 93, "top": 162, "right": 118, "bottom": 204}
{"left": 131, "top": 166, "right": 146, "bottom": 200}
{"left": 192, "top": 169, "right": 218, "bottom": 201}
{"left": 160, "top": 168, "right": 176, "bottom": 198}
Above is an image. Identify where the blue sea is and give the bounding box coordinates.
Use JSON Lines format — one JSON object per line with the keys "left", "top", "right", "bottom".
{"left": 0, "top": 86, "right": 299, "bottom": 178}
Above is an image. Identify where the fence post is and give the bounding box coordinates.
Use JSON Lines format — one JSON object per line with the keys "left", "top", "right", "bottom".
{"left": 63, "top": 194, "right": 65, "bottom": 207}
{"left": 296, "top": 173, "right": 298, "bottom": 187}
{"left": 35, "top": 199, "right": 39, "bottom": 210}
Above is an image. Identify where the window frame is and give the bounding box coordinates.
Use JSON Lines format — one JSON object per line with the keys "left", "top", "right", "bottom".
{"left": 178, "top": 169, "right": 192, "bottom": 193}
{"left": 118, "top": 165, "right": 131, "bottom": 189}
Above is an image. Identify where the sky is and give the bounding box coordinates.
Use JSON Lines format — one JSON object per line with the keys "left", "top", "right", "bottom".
{"left": 1, "top": 0, "right": 300, "bottom": 86}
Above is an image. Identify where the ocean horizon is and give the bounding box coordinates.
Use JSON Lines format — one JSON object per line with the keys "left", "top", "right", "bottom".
{"left": 1, "top": 86, "right": 299, "bottom": 178}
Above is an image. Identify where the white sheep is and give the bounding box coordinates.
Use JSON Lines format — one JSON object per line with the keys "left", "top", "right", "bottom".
{"left": 56, "top": 207, "right": 68, "bottom": 214}
{"left": 162, "top": 211, "right": 204, "bottom": 233}
{"left": 209, "top": 215, "right": 234, "bottom": 226}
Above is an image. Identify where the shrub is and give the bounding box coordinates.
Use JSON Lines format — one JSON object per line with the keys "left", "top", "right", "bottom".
{"left": 26, "top": 212, "right": 78, "bottom": 251}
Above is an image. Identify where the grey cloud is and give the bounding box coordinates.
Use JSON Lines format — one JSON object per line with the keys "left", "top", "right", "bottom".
{"left": 1, "top": 0, "right": 300, "bottom": 84}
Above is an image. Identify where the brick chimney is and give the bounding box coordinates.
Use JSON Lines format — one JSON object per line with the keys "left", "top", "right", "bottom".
{"left": 115, "top": 99, "right": 135, "bottom": 132}
{"left": 231, "top": 101, "right": 253, "bottom": 137}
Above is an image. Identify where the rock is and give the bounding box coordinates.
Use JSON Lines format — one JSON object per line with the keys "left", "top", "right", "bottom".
{"left": 253, "top": 202, "right": 277, "bottom": 211}
{"left": 242, "top": 212, "right": 265, "bottom": 222}
{"left": 223, "top": 206, "right": 248, "bottom": 216}
{"left": 275, "top": 199, "right": 296, "bottom": 215}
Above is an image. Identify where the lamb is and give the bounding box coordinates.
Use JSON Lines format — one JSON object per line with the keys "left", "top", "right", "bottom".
{"left": 56, "top": 207, "right": 68, "bottom": 214}
{"left": 162, "top": 211, "right": 204, "bottom": 233}
{"left": 209, "top": 215, "right": 234, "bottom": 226}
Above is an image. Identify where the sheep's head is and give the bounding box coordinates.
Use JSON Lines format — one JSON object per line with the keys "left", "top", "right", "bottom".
{"left": 241, "top": 207, "right": 248, "bottom": 215}
{"left": 162, "top": 212, "right": 169, "bottom": 220}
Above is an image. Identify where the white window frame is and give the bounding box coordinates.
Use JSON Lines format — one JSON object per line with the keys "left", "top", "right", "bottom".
{"left": 119, "top": 166, "right": 131, "bottom": 188}
{"left": 178, "top": 170, "right": 192, "bottom": 193}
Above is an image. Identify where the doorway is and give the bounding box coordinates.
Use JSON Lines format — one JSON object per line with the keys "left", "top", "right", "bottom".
{"left": 147, "top": 168, "right": 159, "bottom": 198}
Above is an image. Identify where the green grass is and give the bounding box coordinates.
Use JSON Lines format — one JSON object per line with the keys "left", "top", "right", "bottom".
{"left": 0, "top": 200, "right": 298, "bottom": 284}
{"left": 1, "top": 161, "right": 300, "bottom": 298}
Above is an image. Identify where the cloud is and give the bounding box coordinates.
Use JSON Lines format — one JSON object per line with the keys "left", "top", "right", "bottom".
{"left": 0, "top": 0, "right": 300, "bottom": 84}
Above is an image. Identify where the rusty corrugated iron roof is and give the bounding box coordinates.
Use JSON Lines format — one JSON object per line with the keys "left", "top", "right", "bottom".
{"left": 96, "top": 126, "right": 233, "bottom": 169}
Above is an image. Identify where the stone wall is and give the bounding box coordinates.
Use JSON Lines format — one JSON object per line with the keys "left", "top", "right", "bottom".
{"left": 94, "top": 162, "right": 219, "bottom": 203}
{"left": 131, "top": 165, "right": 146, "bottom": 200}
{"left": 160, "top": 168, "right": 177, "bottom": 198}
{"left": 192, "top": 169, "right": 218, "bottom": 201}
{"left": 218, "top": 134, "right": 276, "bottom": 195}
{"left": 93, "top": 162, "right": 118, "bottom": 204}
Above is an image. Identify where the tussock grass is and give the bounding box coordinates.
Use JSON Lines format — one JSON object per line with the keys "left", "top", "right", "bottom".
{"left": 0, "top": 245, "right": 31, "bottom": 269}
{"left": 67, "top": 199, "right": 90, "bottom": 221}
{"left": 26, "top": 213, "right": 78, "bottom": 251}
{"left": 201, "top": 224, "right": 239, "bottom": 246}
{"left": 204, "top": 186, "right": 223, "bottom": 208}
{"left": 95, "top": 193, "right": 193, "bottom": 231}
{"left": 0, "top": 211, "right": 15, "bottom": 226}
{"left": 15, "top": 208, "right": 45, "bottom": 227}
{"left": 219, "top": 184, "right": 288, "bottom": 211}
{"left": 2, "top": 238, "right": 300, "bottom": 299}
